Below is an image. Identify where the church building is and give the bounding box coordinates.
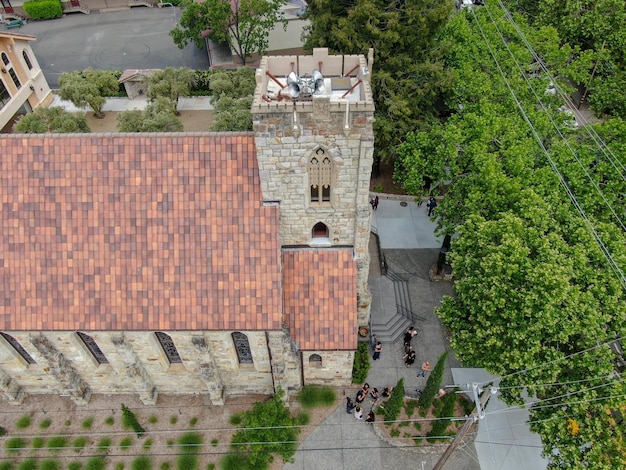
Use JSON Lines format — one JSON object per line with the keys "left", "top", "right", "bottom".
{"left": 0, "top": 48, "right": 374, "bottom": 405}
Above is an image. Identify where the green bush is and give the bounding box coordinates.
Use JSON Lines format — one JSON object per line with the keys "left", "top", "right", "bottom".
{"left": 16, "top": 415, "right": 32, "bottom": 429}
{"left": 32, "top": 437, "right": 46, "bottom": 449}
{"left": 23, "top": 0, "right": 62, "bottom": 19}
{"left": 210, "top": 438, "right": 219, "bottom": 447}
{"left": 160, "top": 463, "right": 171, "bottom": 470}
{"left": 169, "top": 416, "right": 178, "bottom": 425}
{"left": 16, "top": 459, "right": 36, "bottom": 470}
{"left": 177, "top": 432, "right": 202, "bottom": 454}
{"left": 0, "top": 461, "right": 13, "bottom": 470}
{"left": 228, "top": 414, "right": 242, "bottom": 426}
{"left": 176, "top": 454, "right": 197, "bottom": 470}
{"left": 293, "top": 411, "right": 310, "bottom": 426}
{"left": 351, "top": 342, "right": 371, "bottom": 383}
{"left": 39, "top": 419, "right": 52, "bottom": 429}
{"left": 82, "top": 417, "right": 94, "bottom": 430}
{"left": 121, "top": 404, "right": 145, "bottom": 437}
{"left": 148, "top": 415, "right": 158, "bottom": 424}
{"left": 5, "top": 437, "right": 26, "bottom": 453}
{"left": 383, "top": 378, "right": 405, "bottom": 422}
{"left": 46, "top": 436, "right": 67, "bottom": 452}
{"left": 105, "top": 416, "right": 115, "bottom": 426}
{"left": 0, "top": 426, "right": 6, "bottom": 436}
{"left": 41, "top": 459, "right": 61, "bottom": 470}
{"left": 189, "top": 417, "right": 198, "bottom": 427}
{"left": 114, "top": 463, "right": 124, "bottom": 470}
{"left": 72, "top": 437, "right": 88, "bottom": 451}
{"left": 297, "top": 385, "right": 336, "bottom": 408}
{"left": 96, "top": 437, "right": 112, "bottom": 451}
{"left": 120, "top": 437, "right": 134, "bottom": 450}
{"left": 427, "top": 389, "right": 458, "bottom": 443}
{"left": 405, "top": 399, "right": 418, "bottom": 417}
{"left": 67, "top": 463, "right": 82, "bottom": 470}
{"left": 84, "top": 457, "right": 106, "bottom": 470}
{"left": 219, "top": 453, "right": 252, "bottom": 470}
{"left": 143, "top": 438, "right": 153, "bottom": 450}
{"left": 131, "top": 456, "right": 152, "bottom": 470}
{"left": 418, "top": 352, "right": 448, "bottom": 411}
{"left": 206, "top": 465, "right": 215, "bottom": 470}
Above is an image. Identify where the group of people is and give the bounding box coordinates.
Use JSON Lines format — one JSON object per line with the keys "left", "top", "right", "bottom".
{"left": 402, "top": 326, "right": 431, "bottom": 378}
{"left": 346, "top": 382, "right": 394, "bottom": 423}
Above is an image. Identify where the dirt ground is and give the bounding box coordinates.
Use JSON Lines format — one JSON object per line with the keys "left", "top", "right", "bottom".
{"left": 0, "top": 391, "right": 338, "bottom": 469}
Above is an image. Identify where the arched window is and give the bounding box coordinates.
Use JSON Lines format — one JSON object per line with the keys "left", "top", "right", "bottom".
{"left": 77, "top": 332, "right": 109, "bottom": 364}
{"left": 309, "top": 354, "right": 322, "bottom": 368}
{"left": 1, "top": 53, "right": 20, "bottom": 89}
{"left": 22, "top": 50, "right": 33, "bottom": 70}
{"left": 308, "top": 148, "right": 332, "bottom": 204}
{"left": 232, "top": 332, "right": 253, "bottom": 364}
{"left": 0, "top": 332, "right": 36, "bottom": 364}
{"left": 155, "top": 332, "right": 183, "bottom": 364}
{"left": 1, "top": 53, "right": 8, "bottom": 66}
{"left": 312, "top": 222, "right": 329, "bottom": 238}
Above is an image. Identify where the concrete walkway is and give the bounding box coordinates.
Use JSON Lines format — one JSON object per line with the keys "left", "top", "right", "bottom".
{"left": 50, "top": 95, "right": 213, "bottom": 113}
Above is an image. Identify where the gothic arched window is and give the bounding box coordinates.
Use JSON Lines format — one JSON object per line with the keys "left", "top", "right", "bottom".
{"left": 308, "top": 149, "right": 332, "bottom": 204}
{"left": 232, "top": 332, "right": 253, "bottom": 364}
{"left": 77, "top": 332, "right": 109, "bottom": 364}
{"left": 22, "top": 50, "right": 33, "bottom": 70}
{"left": 309, "top": 354, "right": 322, "bottom": 368}
{"left": 155, "top": 332, "right": 183, "bottom": 364}
{"left": 0, "top": 332, "right": 36, "bottom": 364}
{"left": 312, "top": 222, "right": 329, "bottom": 238}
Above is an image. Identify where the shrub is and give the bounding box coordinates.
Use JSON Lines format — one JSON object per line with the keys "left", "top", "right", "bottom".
{"left": 0, "top": 462, "right": 13, "bottom": 470}
{"left": 390, "top": 427, "right": 400, "bottom": 437}
{"left": 210, "top": 439, "right": 219, "bottom": 447}
{"left": 39, "top": 418, "right": 52, "bottom": 429}
{"left": 46, "top": 436, "right": 67, "bottom": 452}
{"left": 16, "top": 459, "right": 37, "bottom": 470}
{"left": 72, "top": 437, "right": 88, "bottom": 451}
{"left": 351, "top": 342, "right": 370, "bottom": 383}
{"left": 220, "top": 453, "right": 252, "bottom": 470}
{"left": 427, "top": 389, "right": 458, "bottom": 443}
{"left": 120, "top": 437, "right": 134, "bottom": 450}
{"left": 96, "top": 437, "right": 112, "bottom": 451}
{"left": 418, "top": 351, "right": 448, "bottom": 411}
{"left": 41, "top": 459, "right": 61, "bottom": 470}
{"left": 16, "top": 415, "right": 32, "bottom": 429}
{"left": 169, "top": 416, "right": 178, "bottom": 425}
{"left": 5, "top": 437, "right": 26, "bottom": 453}
{"left": 148, "top": 415, "right": 158, "bottom": 424}
{"left": 82, "top": 417, "right": 94, "bottom": 430}
{"left": 160, "top": 464, "right": 171, "bottom": 470}
{"left": 206, "top": 465, "right": 215, "bottom": 470}
{"left": 64, "top": 420, "right": 71, "bottom": 427}
{"left": 297, "top": 385, "right": 336, "bottom": 408}
{"left": 121, "top": 404, "right": 145, "bottom": 437}
{"left": 414, "top": 422, "right": 422, "bottom": 431}
{"left": 131, "top": 456, "right": 152, "bottom": 470}
{"left": 228, "top": 414, "right": 242, "bottom": 426}
{"left": 293, "top": 411, "right": 310, "bottom": 426}
{"left": 105, "top": 416, "right": 115, "bottom": 426}
{"left": 189, "top": 417, "right": 198, "bottom": 427}
{"left": 0, "top": 426, "right": 6, "bottom": 436}
{"left": 85, "top": 457, "right": 106, "bottom": 470}
{"left": 166, "top": 439, "right": 174, "bottom": 448}
{"left": 23, "top": 0, "right": 62, "bottom": 19}
{"left": 115, "top": 464, "right": 124, "bottom": 470}
{"left": 32, "top": 437, "right": 46, "bottom": 449}
{"left": 143, "top": 438, "right": 153, "bottom": 450}
{"left": 15, "top": 107, "right": 90, "bottom": 134}
{"left": 176, "top": 454, "right": 197, "bottom": 470}
{"left": 405, "top": 399, "right": 418, "bottom": 417}
{"left": 177, "top": 432, "right": 202, "bottom": 454}
{"left": 383, "top": 378, "right": 405, "bottom": 422}
{"left": 68, "top": 463, "right": 82, "bottom": 470}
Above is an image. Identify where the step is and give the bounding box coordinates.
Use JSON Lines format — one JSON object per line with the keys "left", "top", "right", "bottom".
{"left": 371, "top": 314, "right": 412, "bottom": 343}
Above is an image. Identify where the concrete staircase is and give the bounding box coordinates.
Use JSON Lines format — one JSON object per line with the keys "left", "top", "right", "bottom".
{"left": 369, "top": 271, "right": 413, "bottom": 343}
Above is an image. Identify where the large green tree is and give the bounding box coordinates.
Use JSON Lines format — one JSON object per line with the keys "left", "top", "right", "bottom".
{"left": 117, "top": 97, "right": 183, "bottom": 132}
{"left": 147, "top": 67, "right": 196, "bottom": 114}
{"left": 14, "top": 107, "right": 90, "bottom": 133}
{"left": 170, "top": 0, "right": 286, "bottom": 66}
{"left": 58, "top": 69, "right": 119, "bottom": 118}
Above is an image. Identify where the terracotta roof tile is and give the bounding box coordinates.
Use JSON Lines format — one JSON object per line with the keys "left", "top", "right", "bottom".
{"left": 0, "top": 133, "right": 282, "bottom": 331}
{"left": 282, "top": 249, "right": 357, "bottom": 350}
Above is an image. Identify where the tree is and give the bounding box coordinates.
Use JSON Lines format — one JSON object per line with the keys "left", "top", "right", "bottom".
{"left": 147, "top": 67, "right": 196, "bottom": 114}
{"left": 14, "top": 107, "right": 90, "bottom": 133}
{"left": 58, "top": 69, "right": 119, "bottom": 119}
{"left": 418, "top": 352, "right": 448, "bottom": 411}
{"left": 170, "top": 0, "right": 287, "bottom": 66}
{"left": 117, "top": 97, "right": 183, "bottom": 132}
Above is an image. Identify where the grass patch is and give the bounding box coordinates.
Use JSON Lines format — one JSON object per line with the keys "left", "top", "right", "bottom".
{"left": 210, "top": 439, "right": 219, "bottom": 447}
{"left": 16, "top": 415, "right": 32, "bottom": 429}
{"left": 414, "top": 422, "right": 422, "bottom": 431}
{"left": 207, "top": 465, "right": 215, "bottom": 470}
{"left": 41, "top": 459, "right": 61, "bottom": 470}
{"left": 96, "top": 437, "right": 112, "bottom": 451}
{"left": 131, "top": 456, "right": 152, "bottom": 470}
{"left": 228, "top": 414, "right": 241, "bottom": 426}
{"left": 105, "top": 416, "right": 115, "bottom": 426}
{"left": 169, "top": 416, "right": 178, "bottom": 425}
{"left": 85, "top": 457, "right": 106, "bottom": 470}
{"left": 32, "top": 437, "right": 46, "bottom": 449}
{"left": 148, "top": 415, "right": 158, "bottom": 424}
{"left": 220, "top": 453, "right": 251, "bottom": 470}
{"left": 39, "top": 418, "right": 52, "bottom": 429}
{"left": 177, "top": 432, "right": 202, "bottom": 453}
{"left": 120, "top": 437, "right": 134, "bottom": 450}
{"left": 64, "top": 420, "right": 71, "bottom": 427}
{"left": 297, "top": 385, "right": 336, "bottom": 408}
{"left": 115, "top": 464, "right": 124, "bottom": 470}
{"left": 176, "top": 454, "right": 198, "bottom": 470}
{"left": 72, "top": 436, "right": 88, "bottom": 451}
{"left": 0, "top": 426, "right": 6, "bottom": 437}
{"left": 142, "top": 438, "right": 153, "bottom": 450}
{"left": 68, "top": 463, "right": 82, "bottom": 470}
{"left": 160, "top": 463, "right": 171, "bottom": 470}
{"left": 46, "top": 436, "right": 68, "bottom": 452}
{"left": 5, "top": 437, "right": 26, "bottom": 454}
{"left": 390, "top": 427, "right": 400, "bottom": 437}
{"left": 16, "top": 459, "right": 37, "bottom": 470}
{"left": 189, "top": 417, "right": 198, "bottom": 427}
{"left": 166, "top": 439, "right": 174, "bottom": 448}
{"left": 81, "top": 417, "right": 94, "bottom": 430}
{"left": 0, "top": 462, "right": 13, "bottom": 470}
{"left": 293, "top": 411, "right": 310, "bottom": 426}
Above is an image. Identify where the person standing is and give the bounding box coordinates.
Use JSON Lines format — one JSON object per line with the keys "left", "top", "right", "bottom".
{"left": 370, "top": 333, "right": 378, "bottom": 350}
{"left": 417, "top": 360, "right": 431, "bottom": 377}
{"left": 354, "top": 406, "right": 363, "bottom": 420}
{"left": 373, "top": 195, "right": 379, "bottom": 210}
{"left": 366, "top": 410, "right": 375, "bottom": 423}
{"left": 427, "top": 197, "right": 437, "bottom": 216}
{"left": 403, "top": 347, "right": 416, "bottom": 367}
{"left": 372, "top": 342, "right": 382, "bottom": 360}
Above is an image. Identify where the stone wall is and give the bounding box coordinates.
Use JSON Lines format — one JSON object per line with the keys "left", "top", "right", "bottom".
{"left": 0, "top": 329, "right": 302, "bottom": 405}
{"left": 302, "top": 350, "right": 354, "bottom": 387}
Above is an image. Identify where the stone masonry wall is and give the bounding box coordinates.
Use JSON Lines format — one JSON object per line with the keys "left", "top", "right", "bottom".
{"left": 0, "top": 329, "right": 302, "bottom": 404}
{"left": 303, "top": 350, "right": 354, "bottom": 387}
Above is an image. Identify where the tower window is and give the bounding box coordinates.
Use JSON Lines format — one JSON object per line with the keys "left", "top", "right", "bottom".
{"left": 0, "top": 332, "right": 36, "bottom": 364}
{"left": 308, "top": 149, "right": 332, "bottom": 204}
{"left": 155, "top": 332, "right": 183, "bottom": 364}
{"left": 77, "top": 332, "right": 109, "bottom": 364}
{"left": 312, "top": 222, "right": 329, "bottom": 238}
{"left": 232, "top": 332, "right": 253, "bottom": 364}
{"left": 22, "top": 51, "right": 33, "bottom": 70}
{"left": 309, "top": 354, "right": 322, "bottom": 368}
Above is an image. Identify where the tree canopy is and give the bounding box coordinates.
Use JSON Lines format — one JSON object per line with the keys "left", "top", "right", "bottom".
{"left": 58, "top": 69, "right": 119, "bottom": 118}
{"left": 208, "top": 67, "right": 256, "bottom": 131}
{"left": 116, "top": 97, "right": 183, "bottom": 132}
{"left": 14, "top": 107, "right": 90, "bottom": 133}
{"left": 170, "top": 0, "right": 286, "bottom": 66}
{"left": 147, "top": 67, "right": 196, "bottom": 112}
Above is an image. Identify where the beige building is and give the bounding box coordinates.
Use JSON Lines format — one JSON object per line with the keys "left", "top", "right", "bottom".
{"left": 0, "top": 48, "right": 374, "bottom": 406}
{"left": 0, "top": 31, "right": 53, "bottom": 131}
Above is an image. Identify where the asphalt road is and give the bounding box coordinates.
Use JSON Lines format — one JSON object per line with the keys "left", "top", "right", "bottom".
{"left": 19, "top": 9, "right": 209, "bottom": 88}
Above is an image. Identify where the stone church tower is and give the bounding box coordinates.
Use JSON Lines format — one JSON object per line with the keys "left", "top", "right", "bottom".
{"left": 251, "top": 48, "right": 375, "bottom": 331}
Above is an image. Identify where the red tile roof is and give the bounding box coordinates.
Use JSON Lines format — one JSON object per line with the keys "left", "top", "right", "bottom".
{"left": 0, "top": 133, "right": 282, "bottom": 331}
{"left": 282, "top": 248, "right": 357, "bottom": 350}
